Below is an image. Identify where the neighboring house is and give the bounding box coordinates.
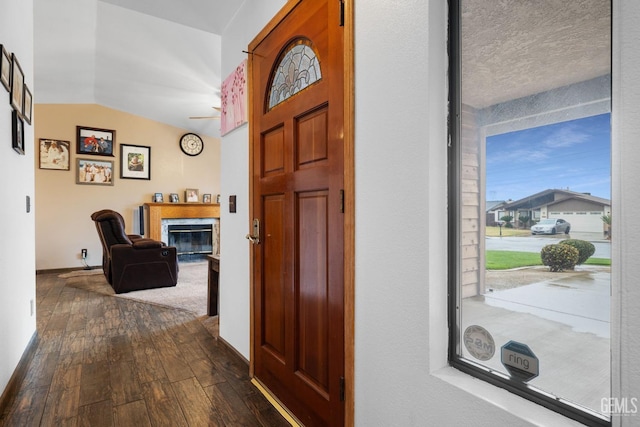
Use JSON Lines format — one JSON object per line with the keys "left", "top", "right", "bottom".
{"left": 485, "top": 200, "right": 508, "bottom": 226}
{"left": 501, "top": 188, "right": 611, "bottom": 233}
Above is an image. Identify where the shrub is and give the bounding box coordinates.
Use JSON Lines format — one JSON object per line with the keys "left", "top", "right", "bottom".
{"left": 540, "top": 244, "right": 579, "bottom": 272}
{"left": 500, "top": 215, "right": 514, "bottom": 228}
{"left": 559, "top": 239, "right": 595, "bottom": 265}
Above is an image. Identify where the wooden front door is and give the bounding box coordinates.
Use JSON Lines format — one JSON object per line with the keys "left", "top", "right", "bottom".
{"left": 249, "top": 0, "right": 346, "bottom": 425}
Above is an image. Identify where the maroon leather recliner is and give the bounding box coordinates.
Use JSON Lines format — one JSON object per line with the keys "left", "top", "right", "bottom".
{"left": 90, "top": 209, "right": 178, "bottom": 294}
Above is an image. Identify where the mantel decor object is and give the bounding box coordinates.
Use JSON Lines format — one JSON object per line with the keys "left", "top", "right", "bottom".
{"left": 185, "top": 189, "right": 199, "bottom": 203}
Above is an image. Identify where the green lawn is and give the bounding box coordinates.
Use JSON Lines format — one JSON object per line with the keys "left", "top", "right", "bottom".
{"left": 486, "top": 250, "right": 611, "bottom": 270}
{"left": 485, "top": 226, "right": 532, "bottom": 237}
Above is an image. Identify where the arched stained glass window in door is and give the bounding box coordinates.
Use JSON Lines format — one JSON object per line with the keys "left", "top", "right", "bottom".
{"left": 268, "top": 38, "right": 322, "bottom": 110}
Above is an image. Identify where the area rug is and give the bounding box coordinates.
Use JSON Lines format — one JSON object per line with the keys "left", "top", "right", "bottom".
{"left": 61, "top": 262, "right": 210, "bottom": 317}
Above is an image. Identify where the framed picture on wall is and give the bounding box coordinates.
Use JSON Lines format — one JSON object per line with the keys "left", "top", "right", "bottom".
{"left": 23, "top": 84, "right": 32, "bottom": 125}
{"left": 0, "top": 45, "right": 11, "bottom": 92}
{"left": 10, "top": 53, "right": 23, "bottom": 116}
{"left": 12, "top": 110, "right": 24, "bottom": 155}
{"left": 76, "top": 126, "right": 115, "bottom": 156}
{"left": 39, "top": 139, "right": 70, "bottom": 170}
{"left": 120, "top": 144, "right": 151, "bottom": 180}
{"left": 76, "top": 158, "right": 114, "bottom": 185}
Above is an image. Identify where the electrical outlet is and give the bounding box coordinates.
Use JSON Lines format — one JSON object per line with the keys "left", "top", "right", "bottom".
{"left": 81, "top": 249, "right": 87, "bottom": 259}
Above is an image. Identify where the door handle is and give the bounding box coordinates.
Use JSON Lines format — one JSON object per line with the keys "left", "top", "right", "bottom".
{"left": 246, "top": 218, "right": 260, "bottom": 244}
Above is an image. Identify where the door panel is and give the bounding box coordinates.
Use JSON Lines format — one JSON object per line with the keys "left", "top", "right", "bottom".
{"left": 249, "top": 0, "right": 345, "bottom": 425}
{"left": 296, "top": 190, "right": 330, "bottom": 392}
{"left": 297, "top": 108, "right": 329, "bottom": 168}
{"left": 262, "top": 194, "right": 286, "bottom": 360}
{"left": 263, "top": 127, "right": 285, "bottom": 176}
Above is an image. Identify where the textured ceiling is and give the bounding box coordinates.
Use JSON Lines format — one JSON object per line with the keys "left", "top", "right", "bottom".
{"left": 462, "top": 0, "right": 611, "bottom": 109}
{"left": 33, "top": 1, "right": 611, "bottom": 138}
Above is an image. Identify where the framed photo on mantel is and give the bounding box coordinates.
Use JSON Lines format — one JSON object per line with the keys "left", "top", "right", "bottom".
{"left": 185, "top": 188, "right": 199, "bottom": 203}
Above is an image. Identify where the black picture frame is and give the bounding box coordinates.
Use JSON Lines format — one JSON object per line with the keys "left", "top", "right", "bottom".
{"left": 120, "top": 144, "right": 151, "bottom": 180}
{"left": 0, "top": 45, "right": 10, "bottom": 92}
{"left": 12, "top": 110, "right": 24, "bottom": 155}
{"left": 23, "top": 84, "right": 32, "bottom": 125}
{"left": 10, "top": 53, "right": 23, "bottom": 116}
{"left": 153, "top": 193, "right": 164, "bottom": 203}
{"left": 76, "top": 126, "right": 115, "bottom": 156}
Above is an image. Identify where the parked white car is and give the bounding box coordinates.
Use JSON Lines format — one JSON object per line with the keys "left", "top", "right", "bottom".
{"left": 531, "top": 218, "right": 571, "bottom": 235}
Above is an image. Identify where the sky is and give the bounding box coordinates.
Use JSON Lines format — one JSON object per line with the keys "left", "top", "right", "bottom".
{"left": 486, "top": 113, "right": 611, "bottom": 202}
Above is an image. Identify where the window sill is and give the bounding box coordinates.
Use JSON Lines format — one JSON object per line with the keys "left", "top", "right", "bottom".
{"left": 432, "top": 366, "right": 588, "bottom": 427}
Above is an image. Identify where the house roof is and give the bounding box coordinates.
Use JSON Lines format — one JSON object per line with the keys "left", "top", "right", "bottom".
{"left": 502, "top": 189, "right": 610, "bottom": 211}
{"left": 486, "top": 200, "right": 507, "bottom": 212}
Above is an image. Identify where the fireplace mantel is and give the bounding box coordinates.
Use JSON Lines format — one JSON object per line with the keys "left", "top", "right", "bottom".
{"left": 144, "top": 203, "right": 220, "bottom": 241}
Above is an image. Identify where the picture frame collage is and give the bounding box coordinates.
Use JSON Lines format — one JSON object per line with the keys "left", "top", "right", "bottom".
{"left": 39, "top": 124, "right": 153, "bottom": 187}
{"left": 2, "top": 44, "right": 33, "bottom": 155}
{"left": 40, "top": 125, "right": 215, "bottom": 198}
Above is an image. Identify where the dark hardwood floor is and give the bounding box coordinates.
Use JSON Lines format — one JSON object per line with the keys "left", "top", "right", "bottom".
{"left": 0, "top": 272, "right": 289, "bottom": 427}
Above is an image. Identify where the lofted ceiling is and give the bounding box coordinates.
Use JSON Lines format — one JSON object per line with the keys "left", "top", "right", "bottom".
{"left": 33, "top": 1, "right": 610, "bottom": 138}
{"left": 34, "top": 0, "right": 244, "bottom": 138}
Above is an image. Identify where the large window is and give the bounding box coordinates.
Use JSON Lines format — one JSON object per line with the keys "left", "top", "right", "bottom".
{"left": 449, "top": 1, "right": 612, "bottom": 425}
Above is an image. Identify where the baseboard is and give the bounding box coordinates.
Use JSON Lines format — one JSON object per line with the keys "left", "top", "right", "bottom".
{"left": 0, "top": 332, "right": 38, "bottom": 420}
{"left": 36, "top": 266, "right": 100, "bottom": 275}
{"left": 217, "top": 335, "right": 249, "bottom": 365}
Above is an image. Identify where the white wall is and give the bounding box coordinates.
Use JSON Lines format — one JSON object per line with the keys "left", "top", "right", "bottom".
{"left": 219, "top": 0, "right": 286, "bottom": 359}
{"left": 0, "top": 0, "right": 36, "bottom": 396}
{"left": 222, "top": 0, "right": 640, "bottom": 426}
{"left": 612, "top": 1, "right": 640, "bottom": 422}
{"left": 353, "top": 1, "right": 637, "bottom": 426}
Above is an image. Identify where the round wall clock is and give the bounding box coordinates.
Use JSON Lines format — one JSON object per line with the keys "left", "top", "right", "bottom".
{"left": 179, "top": 133, "right": 204, "bottom": 156}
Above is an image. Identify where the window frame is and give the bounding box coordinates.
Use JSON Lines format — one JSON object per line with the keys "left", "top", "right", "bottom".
{"left": 446, "top": 1, "right": 611, "bottom": 425}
